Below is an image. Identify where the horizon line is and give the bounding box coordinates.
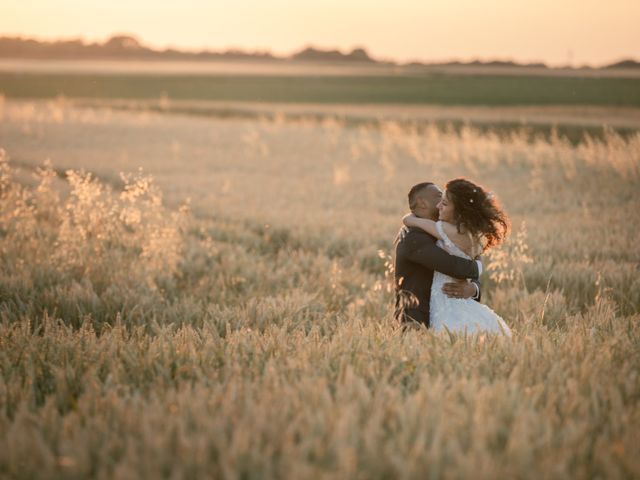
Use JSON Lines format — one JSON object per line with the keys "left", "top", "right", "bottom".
{"left": 2, "top": 32, "right": 638, "bottom": 70}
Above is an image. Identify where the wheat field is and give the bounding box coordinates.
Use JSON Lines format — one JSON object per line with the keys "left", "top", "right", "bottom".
{"left": 0, "top": 98, "right": 639, "bottom": 479}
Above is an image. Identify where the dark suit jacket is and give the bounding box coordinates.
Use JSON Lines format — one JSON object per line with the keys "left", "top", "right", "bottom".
{"left": 394, "top": 226, "right": 480, "bottom": 327}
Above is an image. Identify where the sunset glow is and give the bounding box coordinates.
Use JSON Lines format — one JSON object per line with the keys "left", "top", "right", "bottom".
{"left": 1, "top": 0, "right": 639, "bottom": 66}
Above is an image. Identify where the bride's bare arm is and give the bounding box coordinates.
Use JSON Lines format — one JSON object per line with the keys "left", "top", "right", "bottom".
{"left": 402, "top": 213, "right": 441, "bottom": 238}
{"left": 403, "top": 214, "right": 480, "bottom": 258}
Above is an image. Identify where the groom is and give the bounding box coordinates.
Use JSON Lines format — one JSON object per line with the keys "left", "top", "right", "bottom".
{"left": 394, "top": 182, "right": 482, "bottom": 328}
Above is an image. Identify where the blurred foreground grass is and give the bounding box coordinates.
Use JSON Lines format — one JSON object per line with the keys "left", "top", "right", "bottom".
{"left": 0, "top": 100, "right": 639, "bottom": 478}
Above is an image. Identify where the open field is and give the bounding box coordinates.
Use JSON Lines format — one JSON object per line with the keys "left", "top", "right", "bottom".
{"left": 3, "top": 60, "right": 639, "bottom": 145}
{"left": 2, "top": 70, "right": 640, "bottom": 107}
{"left": 1, "top": 98, "right": 639, "bottom": 478}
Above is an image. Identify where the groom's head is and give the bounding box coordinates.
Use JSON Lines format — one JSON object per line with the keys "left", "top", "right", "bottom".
{"left": 408, "top": 182, "right": 442, "bottom": 220}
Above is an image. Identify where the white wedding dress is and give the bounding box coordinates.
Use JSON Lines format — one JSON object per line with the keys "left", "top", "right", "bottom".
{"left": 430, "top": 221, "right": 512, "bottom": 336}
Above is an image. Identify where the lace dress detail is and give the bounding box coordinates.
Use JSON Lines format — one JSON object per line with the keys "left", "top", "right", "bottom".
{"left": 430, "top": 221, "right": 512, "bottom": 336}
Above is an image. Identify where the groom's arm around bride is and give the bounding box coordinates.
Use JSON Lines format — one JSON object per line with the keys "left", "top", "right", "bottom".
{"left": 394, "top": 226, "right": 481, "bottom": 328}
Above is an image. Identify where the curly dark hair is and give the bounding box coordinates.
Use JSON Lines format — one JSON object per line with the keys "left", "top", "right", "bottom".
{"left": 445, "top": 178, "right": 510, "bottom": 252}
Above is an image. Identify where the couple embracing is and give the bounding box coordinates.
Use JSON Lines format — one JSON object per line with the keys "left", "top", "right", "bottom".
{"left": 394, "top": 178, "right": 512, "bottom": 336}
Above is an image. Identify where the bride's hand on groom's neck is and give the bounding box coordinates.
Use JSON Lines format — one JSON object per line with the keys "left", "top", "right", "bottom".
{"left": 399, "top": 213, "right": 418, "bottom": 241}
{"left": 398, "top": 225, "right": 409, "bottom": 242}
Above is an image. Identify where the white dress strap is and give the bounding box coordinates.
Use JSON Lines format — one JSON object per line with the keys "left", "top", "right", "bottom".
{"left": 435, "top": 221, "right": 456, "bottom": 250}
{"left": 436, "top": 221, "right": 473, "bottom": 259}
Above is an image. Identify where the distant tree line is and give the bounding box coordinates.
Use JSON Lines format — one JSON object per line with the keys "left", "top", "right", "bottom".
{"left": 0, "top": 34, "right": 638, "bottom": 69}
{"left": 0, "top": 35, "right": 278, "bottom": 61}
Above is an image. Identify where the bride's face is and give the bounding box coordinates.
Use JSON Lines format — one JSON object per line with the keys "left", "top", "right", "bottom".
{"left": 437, "top": 191, "right": 455, "bottom": 222}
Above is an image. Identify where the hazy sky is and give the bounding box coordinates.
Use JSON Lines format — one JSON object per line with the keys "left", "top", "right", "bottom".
{"left": 2, "top": 0, "right": 639, "bottom": 66}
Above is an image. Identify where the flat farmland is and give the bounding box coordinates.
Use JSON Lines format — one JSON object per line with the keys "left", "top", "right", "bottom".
{"left": 2, "top": 71, "right": 640, "bottom": 107}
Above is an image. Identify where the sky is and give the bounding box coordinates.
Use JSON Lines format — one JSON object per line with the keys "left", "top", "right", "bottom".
{"left": 1, "top": 0, "right": 639, "bottom": 67}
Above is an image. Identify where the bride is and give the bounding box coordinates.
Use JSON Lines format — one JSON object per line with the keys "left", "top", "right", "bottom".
{"left": 402, "top": 178, "right": 512, "bottom": 336}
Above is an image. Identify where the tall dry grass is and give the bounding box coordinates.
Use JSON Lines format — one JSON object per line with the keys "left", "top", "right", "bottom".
{"left": 0, "top": 100, "right": 639, "bottom": 478}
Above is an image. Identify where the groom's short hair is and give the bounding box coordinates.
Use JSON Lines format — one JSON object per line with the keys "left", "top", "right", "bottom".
{"left": 408, "top": 182, "right": 434, "bottom": 209}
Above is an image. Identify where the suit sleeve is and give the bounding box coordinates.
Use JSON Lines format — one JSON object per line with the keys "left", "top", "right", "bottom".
{"left": 399, "top": 232, "right": 479, "bottom": 280}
